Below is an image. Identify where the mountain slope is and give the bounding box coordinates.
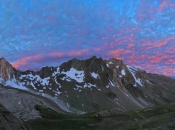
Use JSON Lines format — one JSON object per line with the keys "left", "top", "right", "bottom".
{"left": 0, "top": 56, "right": 175, "bottom": 121}
{"left": 0, "top": 104, "right": 32, "bottom": 130}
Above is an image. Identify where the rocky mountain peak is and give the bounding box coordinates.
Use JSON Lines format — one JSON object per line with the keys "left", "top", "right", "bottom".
{"left": 0, "top": 57, "right": 14, "bottom": 81}
{"left": 59, "top": 56, "right": 104, "bottom": 72}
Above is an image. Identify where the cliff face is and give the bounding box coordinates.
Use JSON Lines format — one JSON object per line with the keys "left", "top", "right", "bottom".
{"left": 0, "top": 58, "right": 14, "bottom": 81}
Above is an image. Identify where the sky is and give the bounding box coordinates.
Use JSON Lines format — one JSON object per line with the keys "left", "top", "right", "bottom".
{"left": 0, "top": 0, "right": 175, "bottom": 77}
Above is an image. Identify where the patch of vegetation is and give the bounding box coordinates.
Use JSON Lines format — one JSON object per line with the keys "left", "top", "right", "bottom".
{"left": 26, "top": 103, "right": 175, "bottom": 130}
{"left": 26, "top": 105, "right": 100, "bottom": 130}
{"left": 138, "top": 102, "right": 175, "bottom": 118}
{"left": 34, "top": 105, "right": 73, "bottom": 119}
{"left": 141, "top": 112, "right": 174, "bottom": 128}
{"left": 27, "top": 118, "right": 99, "bottom": 130}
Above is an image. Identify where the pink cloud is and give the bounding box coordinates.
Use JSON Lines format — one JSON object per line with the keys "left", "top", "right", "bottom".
{"left": 158, "top": 0, "right": 168, "bottom": 11}
{"left": 150, "top": 56, "right": 164, "bottom": 63}
{"left": 12, "top": 49, "right": 90, "bottom": 70}
{"left": 157, "top": 0, "right": 175, "bottom": 12}
{"left": 141, "top": 36, "right": 175, "bottom": 52}
{"left": 50, "top": 52, "right": 64, "bottom": 58}
{"left": 13, "top": 54, "right": 43, "bottom": 69}
{"left": 161, "top": 68, "right": 175, "bottom": 77}
{"left": 102, "top": 36, "right": 109, "bottom": 40}
{"left": 108, "top": 49, "right": 124, "bottom": 60}
{"left": 68, "top": 49, "right": 89, "bottom": 56}
{"left": 167, "top": 59, "right": 175, "bottom": 64}
{"left": 126, "top": 44, "right": 135, "bottom": 49}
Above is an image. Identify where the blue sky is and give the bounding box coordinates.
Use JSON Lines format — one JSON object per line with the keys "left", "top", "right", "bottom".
{"left": 0, "top": 0, "right": 175, "bottom": 77}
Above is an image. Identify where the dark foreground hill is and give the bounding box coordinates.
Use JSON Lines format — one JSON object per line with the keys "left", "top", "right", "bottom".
{"left": 0, "top": 104, "right": 32, "bottom": 130}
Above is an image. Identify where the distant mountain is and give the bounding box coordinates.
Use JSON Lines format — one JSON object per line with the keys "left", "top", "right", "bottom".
{"left": 0, "top": 56, "right": 175, "bottom": 121}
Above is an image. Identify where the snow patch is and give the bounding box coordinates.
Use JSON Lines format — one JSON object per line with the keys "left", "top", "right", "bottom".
{"left": 75, "top": 84, "right": 83, "bottom": 88}
{"left": 146, "top": 80, "right": 152, "bottom": 84}
{"left": 60, "top": 76, "right": 71, "bottom": 82}
{"left": 91, "top": 72, "right": 98, "bottom": 79}
{"left": 5, "top": 77, "right": 28, "bottom": 90}
{"left": 66, "top": 78, "right": 71, "bottom": 82}
{"left": 100, "top": 64, "right": 104, "bottom": 71}
{"left": 40, "top": 77, "right": 50, "bottom": 86}
{"left": 18, "top": 100, "right": 21, "bottom": 105}
{"left": 30, "top": 82, "right": 37, "bottom": 90}
{"left": 108, "top": 78, "right": 115, "bottom": 86}
{"left": 53, "top": 90, "right": 62, "bottom": 95}
{"left": 126, "top": 65, "right": 143, "bottom": 87}
{"left": 62, "top": 68, "right": 84, "bottom": 83}
{"left": 60, "top": 76, "right": 66, "bottom": 81}
{"left": 67, "top": 103, "right": 70, "bottom": 108}
{"left": 39, "top": 90, "right": 43, "bottom": 93}
{"left": 20, "top": 74, "right": 50, "bottom": 86}
{"left": 84, "top": 83, "right": 96, "bottom": 88}
{"left": 121, "top": 69, "right": 126, "bottom": 76}
{"left": 52, "top": 67, "right": 60, "bottom": 76}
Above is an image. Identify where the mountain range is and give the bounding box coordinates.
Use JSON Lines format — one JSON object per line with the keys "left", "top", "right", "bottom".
{"left": 0, "top": 56, "right": 175, "bottom": 129}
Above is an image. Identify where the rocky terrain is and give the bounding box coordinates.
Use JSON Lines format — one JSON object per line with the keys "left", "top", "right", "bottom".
{"left": 0, "top": 85, "right": 67, "bottom": 121}
{"left": 0, "top": 56, "right": 175, "bottom": 129}
{"left": 0, "top": 104, "right": 31, "bottom": 130}
{"left": 0, "top": 57, "right": 14, "bottom": 81}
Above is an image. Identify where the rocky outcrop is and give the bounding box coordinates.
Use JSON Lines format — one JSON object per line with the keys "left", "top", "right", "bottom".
{"left": 0, "top": 57, "right": 14, "bottom": 81}
{"left": 0, "top": 104, "right": 32, "bottom": 130}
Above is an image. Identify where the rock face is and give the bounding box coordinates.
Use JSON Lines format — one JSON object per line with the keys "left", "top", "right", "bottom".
{"left": 0, "top": 57, "right": 14, "bottom": 81}
{"left": 0, "top": 56, "right": 175, "bottom": 118}
{"left": 0, "top": 104, "right": 32, "bottom": 130}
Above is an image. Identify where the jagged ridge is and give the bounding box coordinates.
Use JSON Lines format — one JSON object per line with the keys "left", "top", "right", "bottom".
{"left": 0, "top": 56, "right": 175, "bottom": 119}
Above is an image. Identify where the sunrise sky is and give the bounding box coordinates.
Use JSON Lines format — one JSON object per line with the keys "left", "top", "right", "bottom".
{"left": 0, "top": 0, "right": 175, "bottom": 77}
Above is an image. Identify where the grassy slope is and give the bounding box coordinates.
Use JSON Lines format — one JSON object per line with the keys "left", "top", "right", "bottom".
{"left": 26, "top": 103, "right": 175, "bottom": 130}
